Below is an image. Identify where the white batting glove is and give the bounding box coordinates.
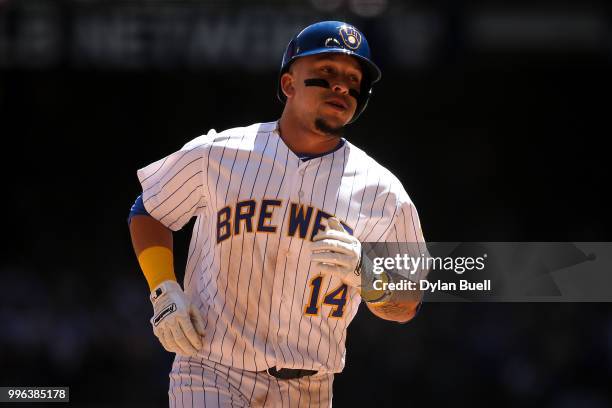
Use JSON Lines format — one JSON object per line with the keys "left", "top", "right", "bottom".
{"left": 311, "top": 217, "right": 362, "bottom": 288}
{"left": 150, "top": 280, "right": 206, "bottom": 357}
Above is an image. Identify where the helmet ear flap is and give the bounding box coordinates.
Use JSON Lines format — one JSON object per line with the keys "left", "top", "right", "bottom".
{"left": 349, "top": 69, "right": 373, "bottom": 123}
{"left": 350, "top": 86, "right": 372, "bottom": 124}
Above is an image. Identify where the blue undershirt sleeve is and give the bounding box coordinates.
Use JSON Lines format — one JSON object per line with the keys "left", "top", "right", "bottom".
{"left": 127, "top": 194, "right": 149, "bottom": 225}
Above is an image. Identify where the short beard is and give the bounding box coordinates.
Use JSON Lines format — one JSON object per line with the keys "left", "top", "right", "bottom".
{"left": 314, "top": 118, "right": 345, "bottom": 138}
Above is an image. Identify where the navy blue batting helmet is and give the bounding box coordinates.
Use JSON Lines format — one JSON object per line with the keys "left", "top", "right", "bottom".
{"left": 277, "top": 21, "right": 382, "bottom": 123}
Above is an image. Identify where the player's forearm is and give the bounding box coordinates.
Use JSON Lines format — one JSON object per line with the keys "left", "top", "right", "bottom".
{"left": 358, "top": 255, "right": 423, "bottom": 323}
{"left": 129, "top": 214, "right": 176, "bottom": 289}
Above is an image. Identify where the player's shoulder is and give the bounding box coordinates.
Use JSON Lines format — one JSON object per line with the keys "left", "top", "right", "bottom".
{"left": 201, "top": 122, "right": 276, "bottom": 145}
{"left": 176, "top": 122, "right": 276, "bottom": 156}
{"left": 345, "top": 142, "right": 404, "bottom": 187}
{"left": 345, "top": 141, "right": 412, "bottom": 204}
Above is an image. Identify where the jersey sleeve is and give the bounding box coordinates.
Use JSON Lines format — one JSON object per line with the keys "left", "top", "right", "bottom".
{"left": 136, "top": 132, "right": 214, "bottom": 231}
{"left": 380, "top": 191, "right": 429, "bottom": 282}
{"left": 384, "top": 198, "right": 426, "bottom": 245}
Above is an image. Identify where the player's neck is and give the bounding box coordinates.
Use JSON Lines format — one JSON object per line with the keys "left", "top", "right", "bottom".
{"left": 278, "top": 115, "right": 342, "bottom": 156}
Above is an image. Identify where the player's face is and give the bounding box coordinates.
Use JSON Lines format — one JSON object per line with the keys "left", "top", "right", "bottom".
{"left": 284, "top": 54, "right": 363, "bottom": 136}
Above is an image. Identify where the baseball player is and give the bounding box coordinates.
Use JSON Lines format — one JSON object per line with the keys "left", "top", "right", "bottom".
{"left": 128, "top": 21, "right": 426, "bottom": 407}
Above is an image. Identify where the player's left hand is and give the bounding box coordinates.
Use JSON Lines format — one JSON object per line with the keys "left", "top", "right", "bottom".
{"left": 311, "top": 217, "right": 362, "bottom": 288}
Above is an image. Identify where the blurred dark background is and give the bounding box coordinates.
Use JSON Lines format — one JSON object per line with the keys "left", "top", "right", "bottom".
{"left": 1, "top": 0, "right": 611, "bottom": 406}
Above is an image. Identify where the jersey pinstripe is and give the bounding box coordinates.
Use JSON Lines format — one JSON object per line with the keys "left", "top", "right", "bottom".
{"left": 137, "top": 121, "right": 426, "bottom": 374}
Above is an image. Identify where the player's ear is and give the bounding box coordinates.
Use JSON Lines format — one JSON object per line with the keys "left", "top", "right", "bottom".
{"left": 280, "top": 72, "right": 295, "bottom": 99}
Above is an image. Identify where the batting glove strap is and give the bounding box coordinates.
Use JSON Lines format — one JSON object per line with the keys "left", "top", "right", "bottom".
{"left": 150, "top": 280, "right": 182, "bottom": 305}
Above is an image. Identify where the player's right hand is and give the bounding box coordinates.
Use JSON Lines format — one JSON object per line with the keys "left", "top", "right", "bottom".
{"left": 149, "top": 280, "right": 206, "bottom": 356}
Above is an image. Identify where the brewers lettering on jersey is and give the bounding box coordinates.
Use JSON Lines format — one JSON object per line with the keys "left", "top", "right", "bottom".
{"left": 129, "top": 21, "right": 426, "bottom": 407}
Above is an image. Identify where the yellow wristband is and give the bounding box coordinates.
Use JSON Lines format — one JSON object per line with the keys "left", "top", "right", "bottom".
{"left": 360, "top": 271, "right": 390, "bottom": 303}
{"left": 137, "top": 246, "right": 177, "bottom": 290}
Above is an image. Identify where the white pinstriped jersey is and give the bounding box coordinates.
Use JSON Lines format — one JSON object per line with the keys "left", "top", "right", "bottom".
{"left": 137, "top": 121, "right": 425, "bottom": 374}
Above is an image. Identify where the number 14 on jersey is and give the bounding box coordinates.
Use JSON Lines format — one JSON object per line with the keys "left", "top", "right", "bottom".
{"left": 304, "top": 276, "right": 348, "bottom": 318}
